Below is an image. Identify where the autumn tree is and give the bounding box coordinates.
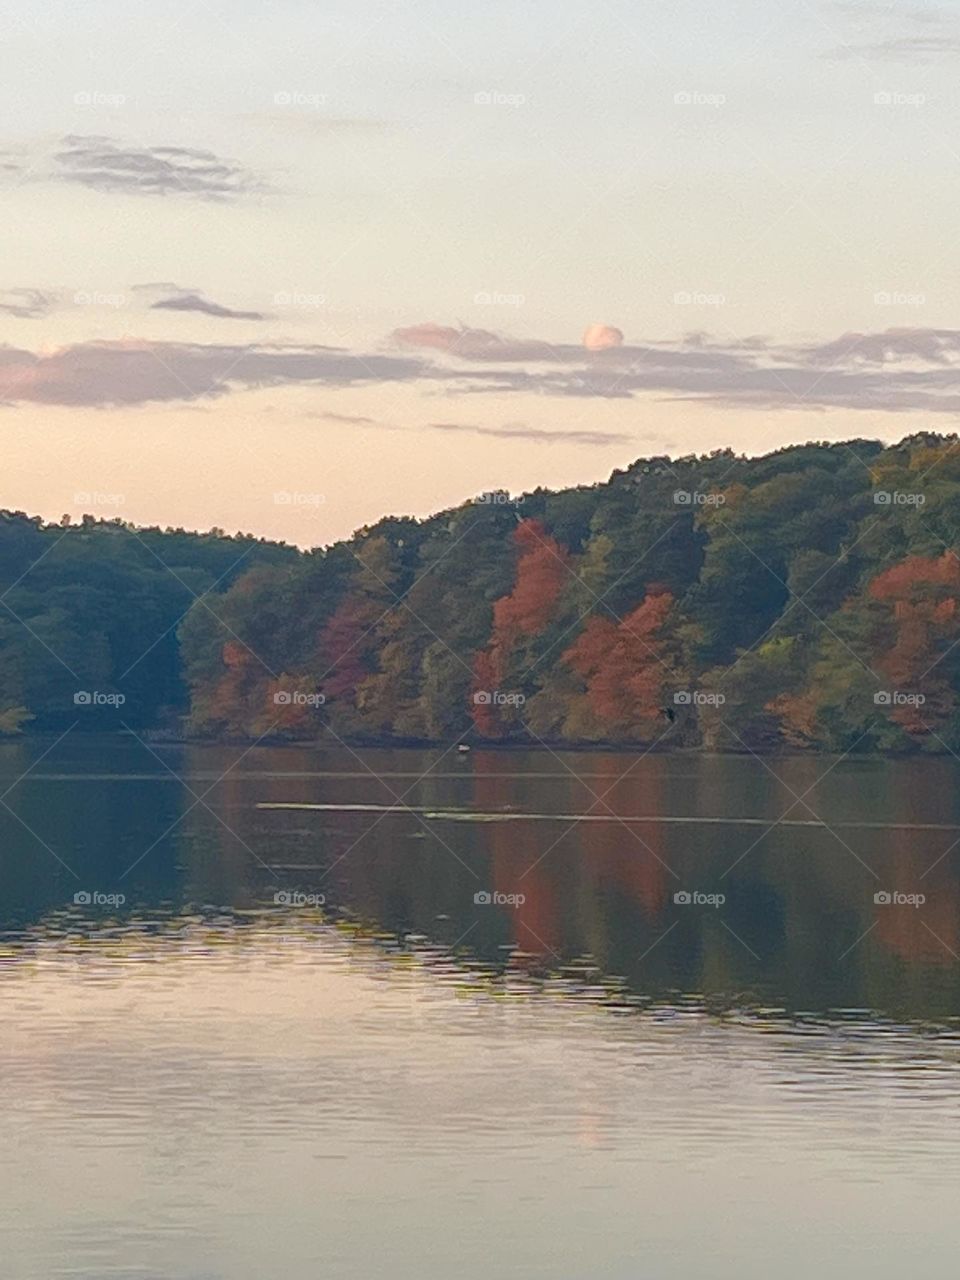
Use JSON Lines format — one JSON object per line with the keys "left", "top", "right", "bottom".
{"left": 471, "top": 519, "right": 573, "bottom": 737}
{"left": 559, "top": 587, "right": 678, "bottom": 742}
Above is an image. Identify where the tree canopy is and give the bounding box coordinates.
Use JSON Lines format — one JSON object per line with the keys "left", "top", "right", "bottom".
{"left": 5, "top": 434, "right": 960, "bottom": 754}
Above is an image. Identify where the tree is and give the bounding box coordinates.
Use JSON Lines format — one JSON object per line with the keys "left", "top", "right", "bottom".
{"left": 560, "top": 588, "right": 678, "bottom": 741}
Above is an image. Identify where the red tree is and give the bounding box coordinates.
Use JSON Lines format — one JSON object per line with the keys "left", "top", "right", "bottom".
{"left": 867, "top": 552, "right": 960, "bottom": 732}
{"left": 470, "top": 519, "right": 572, "bottom": 736}
{"left": 491, "top": 519, "right": 571, "bottom": 641}
{"left": 563, "top": 589, "right": 675, "bottom": 733}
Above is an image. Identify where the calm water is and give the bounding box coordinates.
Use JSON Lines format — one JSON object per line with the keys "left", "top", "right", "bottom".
{"left": 3, "top": 737, "right": 960, "bottom": 1278}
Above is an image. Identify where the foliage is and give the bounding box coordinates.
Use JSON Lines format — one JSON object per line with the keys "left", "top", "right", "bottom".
{"left": 171, "top": 433, "right": 960, "bottom": 752}
{"left": 7, "top": 435, "right": 960, "bottom": 753}
{"left": 0, "top": 512, "right": 296, "bottom": 731}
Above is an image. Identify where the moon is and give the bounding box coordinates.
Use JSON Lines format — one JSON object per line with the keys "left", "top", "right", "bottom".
{"left": 582, "top": 324, "right": 624, "bottom": 351}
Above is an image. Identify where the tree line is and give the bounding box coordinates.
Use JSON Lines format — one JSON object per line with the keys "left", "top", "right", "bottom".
{"left": 0, "top": 513, "right": 295, "bottom": 734}
{"left": 5, "top": 433, "right": 960, "bottom": 752}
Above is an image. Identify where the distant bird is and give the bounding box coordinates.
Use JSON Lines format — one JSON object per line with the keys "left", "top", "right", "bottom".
{"left": 458, "top": 744, "right": 471, "bottom": 752}
{"left": 660, "top": 706, "right": 676, "bottom": 723}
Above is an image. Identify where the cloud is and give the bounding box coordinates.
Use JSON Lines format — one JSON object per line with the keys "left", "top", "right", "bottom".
{"left": 318, "top": 410, "right": 378, "bottom": 425}
{"left": 147, "top": 287, "right": 267, "bottom": 322}
{"left": 312, "top": 411, "right": 630, "bottom": 446}
{"left": 425, "top": 421, "right": 631, "bottom": 446}
{"left": 393, "top": 323, "right": 563, "bottom": 362}
{"left": 392, "top": 323, "right": 750, "bottom": 374}
{"left": 0, "top": 288, "right": 59, "bottom": 319}
{"left": 0, "top": 339, "right": 422, "bottom": 406}
{"left": 830, "top": 34, "right": 960, "bottom": 57}
{"left": 802, "top": 328, "right": 960, "bottom": 365}
{"left": 7, "top": 326, "right": 960, "bottom": 415}
{"left": 405, "top": 323, "right": 960, "bottom": 414}
{"left": 53, "top": 136, "right": 266, "bottom": 201}
{"left": 824, "top": 2, "right": 960, "bottom": 59}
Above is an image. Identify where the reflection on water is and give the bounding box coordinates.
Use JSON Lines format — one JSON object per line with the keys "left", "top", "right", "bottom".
{"left": 3, "top": 738, "right": 960, "bottom": 1278}
{"left": 4, "top": 737, "right": 960, "bottom": 1023}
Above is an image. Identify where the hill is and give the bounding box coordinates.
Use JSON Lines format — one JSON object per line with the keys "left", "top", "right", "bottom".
{"left": 172, "top": 432, "right": 960, "bottom": 754}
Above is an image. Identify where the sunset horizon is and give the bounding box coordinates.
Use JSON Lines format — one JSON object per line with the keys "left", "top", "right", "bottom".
{"left": 6, "top": 0, "right": 960, "bottom": 543}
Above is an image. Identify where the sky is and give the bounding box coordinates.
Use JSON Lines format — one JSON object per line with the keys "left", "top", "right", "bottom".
{"left": 3, "top": 0, "right": 960, "bottom": 545}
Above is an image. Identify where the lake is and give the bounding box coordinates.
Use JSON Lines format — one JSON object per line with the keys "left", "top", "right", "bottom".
{"left": 2, "top": 736, "right": 960, "bottom": 1278}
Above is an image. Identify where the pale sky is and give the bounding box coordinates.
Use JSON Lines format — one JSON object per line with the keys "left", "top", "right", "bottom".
{"left": 3, "top": 0, "right": 960, "bottom": 545}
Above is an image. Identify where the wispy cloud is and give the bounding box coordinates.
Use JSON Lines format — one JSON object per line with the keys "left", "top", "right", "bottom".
{"left": 0, "top": 288, "right": 59, "bottom": 319}
{"left": 824, "top": 1, "right": 960, "bottom": 59}
{"left": 0, "top": 150, "right": 24, "bottom": 177}
{"left": 385, "top": 323, "right": 960, "bottom": 414}
{"left": 53, "top": 136, "right": 266, "bottom": 201}
{"left": 394, "top": 323, "right": 563, "bottom": 362}
{"left": 313, "top": 410, "right": 630, "bottom": 447}
{"left": 318, "top": 410, "right": 378, "bottom": 425}
{"left": 0, "top": 340, "right": 422, "bottom": 406}
{"left": 830, "top": 33, "right": 960, "bottom": 57}
{"left": 146, "top": 286, "right": 268, "bottom": 322}
{"left": 6, "top": 326, "right": 960, "bottom": 414}
{"left": 424, "top": 420, "right": 632, "bottom": 446}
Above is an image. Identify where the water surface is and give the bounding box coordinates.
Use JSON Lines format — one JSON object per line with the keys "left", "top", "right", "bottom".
{"left": 2, "top": 738, "right": 960, "bottom": 1278}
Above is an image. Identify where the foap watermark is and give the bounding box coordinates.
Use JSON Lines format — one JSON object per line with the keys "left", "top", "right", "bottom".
{"left": 673, "top": 490, "right": 726, "bottom": 507}
{"left": 74, "top": 890, "right": 126, "bottom": 907}
{"left": 73, "top": 490, "right": 125, "bottom": 508}
{"left": 74, "top": 90, "right": 126, "bottom": 108}
{"left": 474, "top": 290, "right": 525, "bottom": 307}
{"left": 74, "top": 290, "right": 126, "bottom": 308}
{"left": 674, "top": 290, "right": 725, "bottom": 307}
{"left": 874, "top": 690, "right": 925, "bottom": 707}
{"left": 273, "top": 690, "right": 326, "bottom": 707}
{"left": 874, "top": 291, "right": 925, "bottom": 307}
{"left": 874, "top": 890, "right": 925, "bottom": 908}
{"left": 674, "top": 890, "right": 726, "bottom": 908}
{"left": 874, "top": 91, "right": 925, "bottom": 108}
{"left": 474, "top": 890, "right": 526, "bottom": 907}
{"left": 474, "top": 489, "right": 523, "bottom": 506}
{"left": 274, "top": 90, "right": 327, "bottom": 109}
{"left": 674, "top": 690, "right": 726, "bottom": 707}
{"left": 674, "top": 90, "right": 726, "bottom": 107}
{"left": 473, "top": 690, "right": 525, "bottom": 707}
{"left": 273, "top": 290, "right": 326, "bottom": 309}
{"left": 273, "top": 890, "right": 326, "bottom": 907}
{"left": 874, "top": 490, "right": 925, "bottom": 507}
{"left": 74, "top": 690, "right": 125, "bottom": 707}
{"left": 274, "top": 490, "right": 325, "bottom": 507}
{"left": 474, "top": 90, "right": 526, "bottom": 107}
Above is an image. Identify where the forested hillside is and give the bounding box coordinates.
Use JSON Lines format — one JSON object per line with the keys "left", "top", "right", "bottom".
{"left": 4, "top": 434, "right": 960, "bottom": 752}
{"left": 176, "top": 433, "right": 960, "bottom": 754}
{"left": 0, "top": 513, "right": 296, "bottom": 733}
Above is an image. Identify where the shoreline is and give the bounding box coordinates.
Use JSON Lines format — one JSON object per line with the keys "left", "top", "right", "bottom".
{"left": 0, "top": 728, "right": 941, "bottom": 760}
